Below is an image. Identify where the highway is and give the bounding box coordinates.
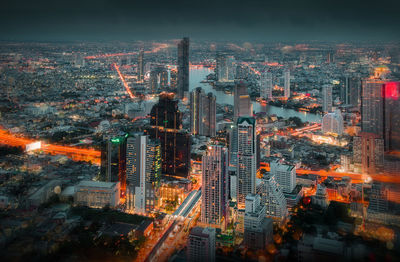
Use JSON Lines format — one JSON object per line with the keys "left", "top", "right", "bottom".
{"left": 0, "top": 129, "right": 101, "bottom": 165}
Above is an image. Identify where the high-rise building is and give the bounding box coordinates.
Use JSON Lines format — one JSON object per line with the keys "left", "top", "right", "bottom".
{"left": 244, "top": 194, "right": 273, "bottom": 250}
{"left": 234, "top": 81, "right": 252, "bottom": 120}
{"left": 178, "top": 37, "right": 189, "bottom": 98}
{"left": 170, "top": 68, "right": 178, "bottom": 90}
{"left": 190, "top": 87, "right": 216, "bottom": 137}
{"left": 322, "top": 109, "right": 344, "bottom": 135}
{"left": 360, "top": 75, "right": 400, "bottom": 174}
{"left": 367, "top": 182, "right": 400, "bottom": 224}
{"left": 260, "top": 69, "right": 273, "bottom": 100}
{"left": 229, "top": 125, "right": 238, "bottom": 167}
{"left": 259, "top": 174, "right": 288, "bottom": 221}
{"left": 201, "top": 145, "right": 229, "bottom": 227}
{"left": 126, "top": 135, "right": 161, "bottom": 213}
{"left": 340, "top": 76, "right": 361, "bottom": 107}
{"left": 100, "top": 135, "right": 127, "bottom": 197}
{"left": 187, "top": 227, "right": 216, "bottom": 262}
{"left": 138, "top": 49, "right": 144, "bottom": 82}
{"left": 322, "top": 85, "right": 333, "bottom": 113}
{"left": 360, "top": 133, "right": 384, "bottom": 174}
{"left": 216, "top": 53, "right": 235, "bottom": 82}
{"left": 270, "top": 159, "right": 296, "bottom": 193}
{"left": 236, "top": 117, "right": 257, "bottom": 208}
{"left": 284, "top": 68, "right": 291, "bottom": 99}
{"left": 147, "top": 93, "right": 191, "bottom": 177}
{"left": 149, "top": 66, "right": 169, "bottom": 93}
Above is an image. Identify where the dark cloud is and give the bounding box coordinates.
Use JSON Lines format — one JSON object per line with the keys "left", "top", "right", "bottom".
{"left": 0, "top": 0, "right": 399, "bottom": 41}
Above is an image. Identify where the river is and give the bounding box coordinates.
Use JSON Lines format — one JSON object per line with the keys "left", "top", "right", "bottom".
{"left": 189, "top": 67, "right": 322, "bottom": 123}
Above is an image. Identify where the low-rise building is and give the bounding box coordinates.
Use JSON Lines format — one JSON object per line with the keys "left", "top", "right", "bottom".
{"left": 75, "top": 180, "right": 120, "bottom": 208}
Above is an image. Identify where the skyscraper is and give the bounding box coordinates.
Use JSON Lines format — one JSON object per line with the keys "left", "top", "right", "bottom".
{"left": 126, "top": 134, "right": 161, "bottom": 213}
{"left": 260, "top": 69, "right": 273, "bottom": 100}
{"left": 340, "top": 76, "right": 361, "bottom": 107}
{"left": 259, "top": 174, "right": 288, "bottom": 221}
{"left": 322, "top": 85, "right": 333, "bottom": 113}
{"left": 100, "top": 135, "right": 127, "bottom": 198}
{"left": 234, "top": 81, "right": 252, "bottom": 120}
{"left": 187, "top": 227, "right": 216, "bottom": 262}
{"left": 284, "top": 68, "right": 291, "bottom": 99}
{"left": 190, "top": 87, "right": 216, "bottom": 137}
{"left": 170, "top": 68, "right": 178, "bottom": 90}
{"left": 270, "top": 159, "right": 296, "bottom": 193}
{"left": 178, "top": 37, "right": 189, "bottom": 98}
{"left": 360, "top": 74, "right": 400, "bottom": 174}
{"left": 216, "top": 53, "right": 235, "bottom": 82}
{"left": 147, "top": 93, "right": 191, "bottom": 177}
{"left": 236, "top": 116, "right": 257, "bottom": 208}
{"left": 201, "top": 145, "right": 228, "bottom": 227}
{"left": 138, "top": 49, "right": 144, "bottom": 82}
{"left": 244, "top": 194, "right": 273, "bottom": 250}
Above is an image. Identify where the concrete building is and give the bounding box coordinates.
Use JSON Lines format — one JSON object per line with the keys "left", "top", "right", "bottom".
{"left": 187, "top": 227, "right": 216, "bottom": 262}
{"left": 177, "top": 37, "right": 189, "bottom": 98}
{"left": 75, "top": 181, "right": 120, "bottom": 208}
{"left": 270, "top": 159, "right": 296, "bottom": 193}
{"left": 236, "top": 117, "right": 257, "bottom": 208}
{"left": 234, "top": 81, "right": 252, "bottom": 120}
{"left": 244, "top": 194, "right": 273, "bottom": 250}
{"left": 216, "top": 53, "right": 235, "bottom": 82}
{"left": 260, "top": 69, "right": 273, "bottom": 100}
{"left": 201, "top": 145, "right": 229, "bottom": 227}
{"left": 126, "top": 135, "right": 161, "bottom": 213}
{"left": 322, "top": 85, "right": 333, "bottom": 113}
{"left": 190, "top": 87, "right": 216, "bottom": 137}
{"left": 259, "top": 174, "right": 288, "bottom": 221}
{"left": 322, "top": 109, "right": 344, "bottom": 135}
{"left": 284, "top": 68, "right": 291, "bottom": 98}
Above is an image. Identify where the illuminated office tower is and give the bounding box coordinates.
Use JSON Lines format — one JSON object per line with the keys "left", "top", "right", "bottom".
{"left": 138, "top": 49, "right": 144, "bottom": 82}
{"left": 322, "top": 85, "right": 333, "bottom": 113}
{"left": 259, "top": 174, "right": 288, "bottom": 221}
{"left": 244, "top": 194, "right": 273, "bottom": 250}
{"left": 147, "top": 93, "right": 191, "bottom": 177}
{"left": 187, "top": 227, "right": 216, "bottom": 262}
{"left": 270, "top": 159, "right": 296, "bottom": 193}
{"left": 284, "top": 68, "right": 291, "bottom": 99}
{"left": 126, "top": 135, "right": 161, "bottom": 213}
{"left": 236, "top": 117, "right": 257, "bottom": 208}
{"left": 234, "top": 81, "right": 252, "bottom": 120}
{"left": 178, "top": 37, "right": 189, "bottom": 98}
{"left": 260, "top": 69, "right": 273, "bottom": 100}
{"left": 100, "top": 135, "right": 127, "bottom": 198}
{"left": 201, "top": 145, "right": 229, "bottom": 227}
{"left": 190, "top": 87, "right": 216, "bottom": 137}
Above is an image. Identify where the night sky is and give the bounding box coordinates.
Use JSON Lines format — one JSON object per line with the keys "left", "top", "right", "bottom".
{"left": 1, "top": 0, "right": 399, "bottom": 41}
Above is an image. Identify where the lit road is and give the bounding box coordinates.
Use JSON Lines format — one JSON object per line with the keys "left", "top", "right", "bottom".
{"left": 139, "top": 190, "right": 202, "bottom": 262}
{"left": 113, "top": 63, "right": 135, "bottom": 99}
{"left": 0, "top": 129, "right": 101, "bottom": 165}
